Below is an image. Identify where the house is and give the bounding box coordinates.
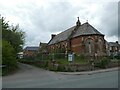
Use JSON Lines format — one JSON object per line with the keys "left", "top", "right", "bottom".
{"left": 23, "top": 46, "right": 39, "bottom": 57}
{"left": 47, "top": 17, "right": 107, "bottom": 56}
{"left": 108, "top": 41, "right": 120, "bottom": 56}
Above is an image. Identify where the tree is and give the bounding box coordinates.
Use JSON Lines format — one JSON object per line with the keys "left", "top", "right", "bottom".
{"left": 2, "top": 40, "right": 16, "bottom": 67}
{"left": 1, "top": 16, "right": 25, "bottom": 75}
{"left": 2, "top": 24, "right": 25, "bottom": 54}
{"left": 2, "top": 16, "right": 25, "bottom": 55}
{"left": 2, "top": 40, "right": 18, "bottom": 75}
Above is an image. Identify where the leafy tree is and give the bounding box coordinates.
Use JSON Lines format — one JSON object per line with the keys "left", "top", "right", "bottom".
{"left": 2, "top": 40, "right": 16, "bottom": 67}
{"left": 1, "top": 16, "right": 25, "bottom": 55}
{"left": 1, "top": 16, "right": 25, "bottom": 75}
{"left": 2, "top": 40, "right": 18, "bottom": 75}
{"left": 2, "top": 24, "right": 25, "bottom": 54}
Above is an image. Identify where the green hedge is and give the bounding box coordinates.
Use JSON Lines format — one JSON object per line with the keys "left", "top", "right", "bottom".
{"left": 94, "top": 57, "right": 110, "bottom": 69}
{"left": 2, "top": 40, "right": 18, "bottom": 76}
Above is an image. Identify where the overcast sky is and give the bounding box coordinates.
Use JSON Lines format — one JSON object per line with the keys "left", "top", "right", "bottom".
{"left": 0, "top": 0, "right": 119, "bottom": 47}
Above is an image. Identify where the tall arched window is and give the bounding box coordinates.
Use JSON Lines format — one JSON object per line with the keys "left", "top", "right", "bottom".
{"left": 85, "top": 38, "right": 94, "bottom": 54}
{"left": 98, "top": 39, "right": 103, "bottom": 52}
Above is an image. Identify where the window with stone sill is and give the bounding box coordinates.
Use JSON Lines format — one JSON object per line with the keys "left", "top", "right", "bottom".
{"left": 85, "top": 38, "right": 94, "bottom": 53}
{"left": 110, "top": 47, "right": 112, "bottom": 50}
{"left": 115, "top": 47, "right": 118, "bottom": 50}
{"left": 98, "top": 39, "right": 103, "bottom": 52}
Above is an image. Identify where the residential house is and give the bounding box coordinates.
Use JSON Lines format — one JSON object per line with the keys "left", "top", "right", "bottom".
{"left": 23, "top": 46, "right": 39, "bottom": 57}
{"left": 108, "top": 41, "right": 120, "bottom": 56}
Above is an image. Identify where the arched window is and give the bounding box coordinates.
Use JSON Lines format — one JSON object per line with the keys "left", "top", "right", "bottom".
{"left": 85, "top": 38, "right": 94, "bottom": 54}
{"left": 98, "top": 39, "right": 103, "bottom": 52}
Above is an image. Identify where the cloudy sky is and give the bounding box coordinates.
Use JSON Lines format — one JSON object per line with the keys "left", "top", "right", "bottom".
{"left": 0, "top": 0, "right": 119, "bottom": 47}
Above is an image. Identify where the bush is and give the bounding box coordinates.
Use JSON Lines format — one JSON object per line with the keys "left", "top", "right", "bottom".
{"left": 57, "top": 65, "right": 66, "bottom": 72}
{"left": 56, "top": 59, "right": 68, "bottom": 65}
{"left": 44, "top": 61, "right": 49, "bottom": 68}
{"left": 23, "top": 56, "right": 35, "bottom": 61}
{"left": 74, "top": 54, "right": 88, "bottom": 64}
{"left": 94, "top": 57, "right": 110, "bottom": 69}
{"left": 2, "top": 40, "right": 18, "bottom": 75}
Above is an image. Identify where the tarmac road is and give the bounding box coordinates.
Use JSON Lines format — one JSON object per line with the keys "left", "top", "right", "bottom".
{"left": 2, "top": 63, "right": 118, "bottom": 88}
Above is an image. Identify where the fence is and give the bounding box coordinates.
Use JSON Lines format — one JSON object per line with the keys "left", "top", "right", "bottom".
{"left": 24, "top": 53, "right": 68, "bottom": 60}
{"left": 23, "top": 53, "right": 97, "bottom": 67}
{"left": 21, "top": 53, "right": 118, "bottom": 71}
{"left": 23, "top": 53, "right": 108, "bottom": 62}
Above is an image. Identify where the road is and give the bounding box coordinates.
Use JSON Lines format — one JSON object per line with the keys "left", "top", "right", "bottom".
{"left": 2, "top": 63, "right": 118, "bottom": 88}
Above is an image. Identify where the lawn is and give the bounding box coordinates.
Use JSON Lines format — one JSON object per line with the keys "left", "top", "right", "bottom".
{"left": 55, "top": 56, "right": 88, "bottom": 65}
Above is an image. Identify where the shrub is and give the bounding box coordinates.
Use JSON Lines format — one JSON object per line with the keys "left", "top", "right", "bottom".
{"left": 67, "top": 66, "right": 74, "bottom": 72}
{"left": 57, "top": 65, "right": 66, "bottom": 72}
{"left": 94, "top": 57, "right": 110, "bottom": 69}
{"left": 2, "top": 40, "right": 18, "bottom": 75}
{"left": 43, "top": 61, "right": 49, "bottom": 68}
{"left": 48, "top": 63, "right": 56, "bottom": 71}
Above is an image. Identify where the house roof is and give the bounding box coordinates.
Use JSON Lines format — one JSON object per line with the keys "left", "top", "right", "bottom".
{"left": 24, "top": 46, "right": 39, "bottom": 51}
{"left": 109, "top": 42, "right": 120, "bottom": 47}
{"left": 48, "top": 26, "right": 76, "bottom": 45}
{"left": 48, "top": 22, "right": 104, "bottom": 45}
{"left": 72, "top": 22, "right": 104, "bottom": 37}
{"left": 40, "top": 42, "right": 47, "bottom": 46}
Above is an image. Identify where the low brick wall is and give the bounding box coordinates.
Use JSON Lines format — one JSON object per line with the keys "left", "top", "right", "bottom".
{"left": 48, "top": 63, "right": 93, "bottom": 72}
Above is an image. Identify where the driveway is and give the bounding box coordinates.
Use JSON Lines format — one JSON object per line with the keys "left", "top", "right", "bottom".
{"left": 2, "top": 63, "right": 118, "bottom": 88}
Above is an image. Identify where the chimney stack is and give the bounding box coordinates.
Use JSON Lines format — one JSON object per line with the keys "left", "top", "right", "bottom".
{"left": 51, "top": 34, "right": 56, "bottom": 39}
{"left": 116, "top": 41, "right": 118, "bottom": 44}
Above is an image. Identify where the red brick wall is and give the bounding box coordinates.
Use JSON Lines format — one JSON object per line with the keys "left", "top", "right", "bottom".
{"left": 48, "top": 41, "right": 68, "bottom": 53}
{"left": 24, "top": 50, "right": 37, "bottom": 57}
{"left": 71, "top": 35, "right": 106, "bottom": 55}
{"left": 48, "top": 35, "right": 107, "bottom": 56}
{"left": 71, "top": 36, "right": 82, "bottom": 54}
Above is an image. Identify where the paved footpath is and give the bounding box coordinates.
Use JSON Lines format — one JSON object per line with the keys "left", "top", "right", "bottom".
{"left": 57, "top": 67, "right": 119, "bottom": 75}
{"left": 2, "top": 63, "right": 119, "bottom": 88}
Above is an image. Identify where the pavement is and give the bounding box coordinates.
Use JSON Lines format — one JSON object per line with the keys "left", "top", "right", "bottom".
{"left": 57, "top": 67, "right": 119, "bottom": 75}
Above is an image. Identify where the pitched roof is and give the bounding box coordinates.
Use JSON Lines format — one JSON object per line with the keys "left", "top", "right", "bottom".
{"left": 72, "top": 22, "right": 104, "bottom": 37}
{"left": 24, "top": 46, "right": 39, "bottom": 51}
{"left": 48, "top": 26, "right": 76, "bottom": 45}
{"left": 109, "top": 42, "right": 120, "bottom": 47}
{"left": 40, "top": 42, "right": 47, "bottom": 46}
{"left": 48, "top": 22, "right": 104, "bottom": 45}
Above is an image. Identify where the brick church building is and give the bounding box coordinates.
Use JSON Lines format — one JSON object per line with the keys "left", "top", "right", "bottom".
{"left": 47, "top": 17, "right": 107, "bottom": 56}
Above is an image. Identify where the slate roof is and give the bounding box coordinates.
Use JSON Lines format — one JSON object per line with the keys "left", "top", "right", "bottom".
{"left": 48, "top": 22, "right": 104, "bottom": 45}
{"left": 72, "top": 22, "right": 104, "bottom": 37}
{"left": 108, "top": 42, "right": 120, "bottom": 47}
{"left": 40, "top": 42, "right": 47, "bottom": 46}
{"left": 24, "top": 46, "right": 39, "bottom": 51}
{"left": 48, "top": 26, "right": 76, "bottom": 45}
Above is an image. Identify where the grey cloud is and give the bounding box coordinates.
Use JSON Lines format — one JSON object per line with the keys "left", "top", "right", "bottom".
{"left": 29, "top": 2, "right": 79, "bottom": 32}
{"left": 117, "top": 1, "right": 120, "bottom": 43}
{"left": 95, "top": 2, "right": 118, "bottom": 37}
{"left": 0, "top": 1, "right": 118, "bottom": 46}
{"left": 21, "top": 1, "right": 81, "bottom": 45}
